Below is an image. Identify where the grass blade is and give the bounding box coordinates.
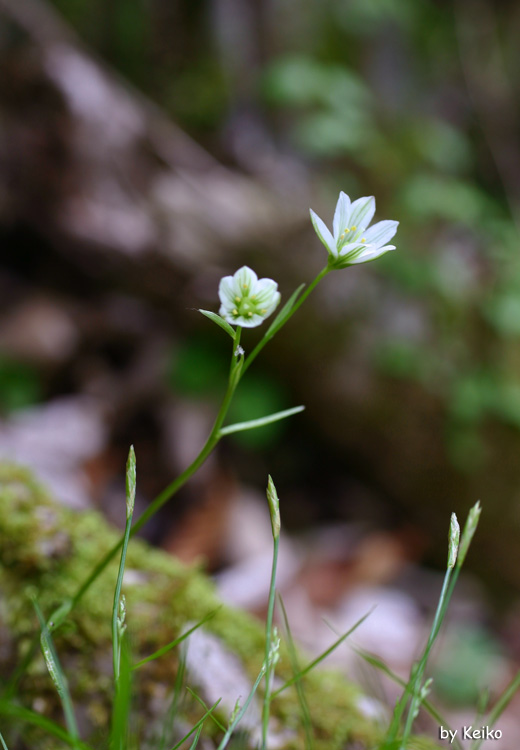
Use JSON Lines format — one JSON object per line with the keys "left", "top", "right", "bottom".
{"left": 264, "top": 284, "right": 306, "bottom": 339}
{"left": 159, "top": 647, "right": 187, "bottom": 750}
{"left": 357, "top": 650, "right": 463, "bottom": 750}
{"left": 110, "top": 634, "right": 132, "bottom": 750}
{"left": 132, "top": 608, "right": 220, "bottom": 671}
{"left": 0, "top": 701, "right": 91, "bottom": 750}
{"left": 219, "top": 406, "right": 305, "bottom": 436}
{"left": 278, "top": 595, "right": 313, "bottom": 750}
{"left": 32, "top": 599, "right": 79, "bottom": 741}
{"left": 112, "top": 446, "right": 136, "bottom": 683}
{"left": 261, "top": 476, "right": 281, "bottom": 750}
{"left": 217, "top": 666, "right": 267, "bottom": 750}
{"left": 472, "top": 669, "right": 520, "bottom": 750}
{"left": 272, "top": 607, "right": 374, "bottom": 698}
{"left": 186, "top": 688, "right": 226, "bottom": 733}
{"left": 188, "top": 724, "right": 204, "bottom": 750}
{"left": 167, "top": 699, "right": 221, "bottom": 750}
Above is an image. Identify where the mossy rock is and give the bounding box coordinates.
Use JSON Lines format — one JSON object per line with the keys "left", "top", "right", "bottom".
{"left": 0, "top": 463, "right": 439, "bottom": 749}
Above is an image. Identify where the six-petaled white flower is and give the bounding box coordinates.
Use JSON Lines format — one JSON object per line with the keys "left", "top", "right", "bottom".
{"left": 219, "top": 266, "right": 281, "bottom": 328}
{"left": 310, "top": 192, "right": 398, "bottom": 269}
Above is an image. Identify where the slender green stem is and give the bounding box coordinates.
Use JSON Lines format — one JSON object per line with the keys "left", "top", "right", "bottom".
{"left": 69, "top": 328, "right": 243, "bottom": 612}
{"left": 241, "top": 266, "right": 329, "bottom": 377}
{"left": 58, "top": 264, "right": 327, "bottom": 618}
{"left": 398, "top": 567, "right": 453, "bottom": 748}
{"left": 216, "top": 668, "right": 266, "bottom": 750}
{"left": 472, "top": 668, "right": 520, "bottom": 750}
{"left": 112, "top": 514, "right": 132, "bottom": 682}
{"left": 261, "top": 533, "right": 279, "bottom": 750}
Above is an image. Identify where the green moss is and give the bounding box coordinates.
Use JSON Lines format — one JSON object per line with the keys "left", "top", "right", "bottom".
{"left": 0, "top": 464, "right": 440, "bottom": 749}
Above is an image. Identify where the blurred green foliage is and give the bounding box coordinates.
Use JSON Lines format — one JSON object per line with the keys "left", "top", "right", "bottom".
{"left": 0, "top": 357, "right": 41, "bottom": 414}
{"left": 433, "top": 624, "right": 504, "bottom": 705}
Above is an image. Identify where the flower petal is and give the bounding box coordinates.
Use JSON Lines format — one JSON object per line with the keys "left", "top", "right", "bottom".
{"left": 219, "top": 303, "right": 236, "bottom": 323}
{"left": 348, "top": 196, "right": 376, "bottom": 231}
{"left": 260, "top": 291, "right": 281, "bottom": 317}
{"left": 347, "top": 244, "right": 396, "bottom": 265}
{"left": 362, "top": 220, "right": 399, "bottom": 248}
{"left": 333, "top": 191, "right": 351, "bottom": 240}
{"left": 337, "top": 240, "right": 367, "bottom": 257}
{"left": 254, "top": 277, "right": 278, "bottom": 297}
{"left": 235, "top": 265, "right": 258, "bottom": 293}
{"left": 218, "top": 275, "right": 239, "bottom": 308}
{"left": 235, "top": 312, "right": 266, "bottom": 328}
{"left": 310, "top": 209, "right": 335, "bottom": 255}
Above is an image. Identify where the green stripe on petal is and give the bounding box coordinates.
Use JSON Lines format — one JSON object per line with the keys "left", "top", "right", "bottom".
{"left": 348, "top": 196, "right": 376, "bottom": 231}
{"left": 333, "top": 192, "right": 351, "bottom": 240}
{"left": 347, "top": 245, "right": 396, "bottom": 265}
{"left": 362, "top": 220, "right": 399, "bottom": 247}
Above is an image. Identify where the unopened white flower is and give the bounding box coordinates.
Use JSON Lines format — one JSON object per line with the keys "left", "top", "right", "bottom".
{"left": 219, "top": 266, "right": 281, "bottom": 328}
{"left": 310, "top": 192, "right": 398, "bottom": 269}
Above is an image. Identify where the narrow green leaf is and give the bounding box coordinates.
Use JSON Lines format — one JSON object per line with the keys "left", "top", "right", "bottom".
{"left": 186, "top": 688, "right": 226, "bottom": 732}
{"left": 472, "top": 669, "right": 520, "bottom": 750}
{"left": 199, "top": 310, "right": 236, "bottom": 339}
{"left": 278, "top": 596, "right": 313, "bottom": 750}
{"left": 166, "top": 699, "right": 221, "bottom": 750}
{"left": 264, "top": 284, "right": 305, "bottom": 339}
{"left": 357, "top": 650, "right": 463, "bottom": 750}
{"left": 219, "top": 405, "right": 305, "bottom": 436}
{"left": 158, "top": 648, "right": 187, "bottom": 750}
{"left": 0, "top": 701, "right": 91, "bottom": 750}
{"left": 272, "top": 607, "right": 374, "bottom": 698}
{"left": 132, "top": 608, "right": 220, "bottom": 670}
{"left": 0, "top": 729, "right": 9, "bottom": 750}
{"left": 188, "top": 725, "right": 204, "bottom": 750}
{"left": 47, "top": 598, "right": 73, "bottom": 632}
{"left": 32, "top": 599, "right": 79, "bottom": 741}
{"left": 216, "top": 665, "right": 266, "bottom": 750}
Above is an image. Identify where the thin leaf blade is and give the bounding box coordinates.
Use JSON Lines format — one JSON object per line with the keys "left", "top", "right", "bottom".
{"left": 199, "top": 310, "right": 236, "bottom": 339}
{"left": 219, "top": 406, "right": 305, "bottom": 436}
{"left": 264, "top": 284, "right": 305, "bottom": 339}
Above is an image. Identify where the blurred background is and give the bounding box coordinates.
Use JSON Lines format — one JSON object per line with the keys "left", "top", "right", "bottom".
{"left": 2, "top": 0, "right": 520, "bottom": 734}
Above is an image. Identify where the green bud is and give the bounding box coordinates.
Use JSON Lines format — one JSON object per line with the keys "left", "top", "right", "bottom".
{"left": 126, "top": 445, "right": 136, "bottom": 521}
{"left": 266, "top": 475, "right": 280, "bottom": 539}
{"left": 457, "top": 501, "right": 481, "bottom": 568}
{"left": 447, "top": 513, "right": 460, "bottom": 569}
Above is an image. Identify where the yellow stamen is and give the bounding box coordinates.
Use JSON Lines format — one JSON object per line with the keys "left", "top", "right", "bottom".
{"left": 340, "top": 233, "right": 345, "bottom": 240}
{"left": 242, "top": 283, "right": 248, "bottom": 290}
{"left": 344, "top": 227, "right": 350, "bottom": 233}
{"left": 261, "top": 309, "right": 267, "bottom": 314}
{"left": 361, "top": 238, "right": 366, "bottom": 243}
{"left": 235, "top": 296, "right": 241, "bottom": 303}
{"left": 351, "top": 225, "right": 357, "bottom": 231}
{"left": 232, "top": 308, "right": 239, "bottom": 315}
{"left": 251, "top": 295, "right": 256, "bottom": 300}
{"left": 247, "top": 311, "right": 253, "bottom": 317}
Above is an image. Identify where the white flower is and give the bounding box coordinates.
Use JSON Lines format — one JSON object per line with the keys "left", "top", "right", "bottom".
{"left": 310, "top": 192, "right": 398, "bottom": 269}
{"left": 219, "top": 266, "right": 281, "bottom": 328}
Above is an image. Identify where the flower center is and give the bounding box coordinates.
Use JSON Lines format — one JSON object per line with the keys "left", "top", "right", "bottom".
{"left": 232, "top": 292, "right": 266, "bottom": 319}
{"left": 337, "top": 225, "right": 367, "bottom": 249}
